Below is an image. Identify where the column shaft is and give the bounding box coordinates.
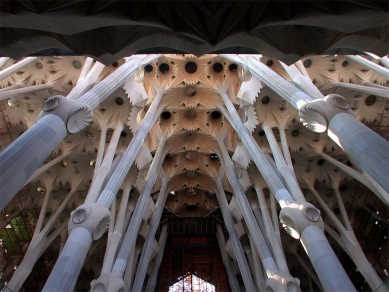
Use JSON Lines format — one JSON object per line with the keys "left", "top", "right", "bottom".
{"left": 111, "top": 135, "right": 167, "bottom": 278}
{"left": 329, "top": 113, "right": 389, "bottom": 192}
{"left": 145, "top": 224, "right": 168, "bottom": 292}
{"left": 215, "top": 224, "right": 241, "bottom": 292}
{"left": 301, "top": 226, "right": 356, "bottom": 292}
{"left": 97, "top": 90, "right": 165, "bottom": 208}
{"left": 0, "top": 114, "right": 67, "bottom": 211}
{"left": 42, "top": 227, "right": 93, "bottom": 292}
{"left": 131, "top": 175, "right": 169, "bottom": 291}
{"left": 214, "top": 175, "right": 257, "bottom": 292}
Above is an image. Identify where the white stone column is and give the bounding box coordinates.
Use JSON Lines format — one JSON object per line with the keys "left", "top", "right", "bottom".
{"left": 216, "top": 140, "right": 300, "bottom": 291}
{"left": 131, "top": 174, "right": 169, "bottom": 291}
{"left": 300, "top": 94, "right": 389, "bottom": 193}
{"left": 221, "top": 54, "right": 314, "bottom": 109}
{"left": 216, "top": 91, "right": 294, "bottom": 207}
{"left": 77, "top": 55, "right": 160, "bottom": 109}
{"left": 215, "top": 224, "right": 241, "bottom": 292}
{"left": 43, "top": 80, "right": 163, "bottom": 292}
{"left": 42, "top": 227, "right": 94, "bottom": 292}
{"left": 213, "top": 174, "right": 258, "bottom": 292}
{"left": 0, "top": 57, "right": 38, "bottom": 82}
{"left": 96, "top": 86, "right": 165, "bottom": 208}
{"left": 253, "top": 186, "right": 288, "bottom": 272}
{"left": 109, "top": 134, "right": 167, "bottom": 280}
{"left": 300, "top": 225, "right": 356, "bottom": 292}
{"left": 85, "top": 122, "right": 124, "bottom": 203}
{"left": 0, "top": 82, "right": 57, "bottom": 101}
{"left": 145, "top": 224, "right": 168, "bottom": 292}
{"left": 248, "top": 234, "right": 266, "bottom": 291}
{"left": 262, "top": 123, "right": 305, "bottom": 201}
{"left": 0, "top": 114, "right": 67, "bottom": 211}
{"left": 100, "top": 183, "right": 132, "bottom": 274}
{"left": 4, "top": 182, "right": 80, "bottom": 291}
{"left": 217, "top": 87, "right": 356, "bottom": 291}
{"left": 332, "top": 81, "right": 389, "bottom": 99}
{"left": 66, "top": 60, "right": 105, "bottom": 100}
{"left": 346, "top": 55, "right": 389, "bottom": 80}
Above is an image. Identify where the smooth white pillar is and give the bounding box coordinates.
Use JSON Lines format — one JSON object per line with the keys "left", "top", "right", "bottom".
{"left": 215, "top": 224, "right": 241, "bottom": 292}
{"left": 213, "top": 174, "right": 258, "bottom": 292}
{"left": 144, "top": 224, "right": 168, "bottom": 292}
{"left": 131, "top": 175, "right": 169, "bottom": 291}
{"left": 329, "top": 112, "right": 389, "bottom": 192}
{"left": 0, "top": 114, "right": 67, "bottom": 211}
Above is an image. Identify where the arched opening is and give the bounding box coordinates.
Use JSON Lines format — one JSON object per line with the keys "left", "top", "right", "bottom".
{"left": 169, "top": 274, "right": 215, "bottom": 292}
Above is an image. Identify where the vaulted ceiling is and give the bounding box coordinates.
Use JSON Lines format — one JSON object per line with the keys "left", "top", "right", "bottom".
{"left": 1, "top": 1, "right": 388, "bottom": 65}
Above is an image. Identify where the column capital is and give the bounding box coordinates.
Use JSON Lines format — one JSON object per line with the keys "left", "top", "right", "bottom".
{"left": 299, "top": 94, "right": 353, "bottom": 133}
{"left": 90, "top": 273, "right": 125, "bottom": 292}
{"left": 38, "top": 95, "right": 93, "bottom": 134}
{"left": 279, "top": 201, "right": 324, "bottom": 239}
{"left": 68, "top": 203, "right": 111, "bottom": 240}
{"left": 266, "top": 271, "right": 301, "bottom": 292}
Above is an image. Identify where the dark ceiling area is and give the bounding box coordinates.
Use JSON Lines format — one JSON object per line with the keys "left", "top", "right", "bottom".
{"left": 0, "top": 1, "right": 388, "bottom": 65}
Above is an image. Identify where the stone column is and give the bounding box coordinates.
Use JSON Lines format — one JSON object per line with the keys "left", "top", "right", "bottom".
{"left": 0, "top": 55, "right": 160, "bottom": 214}
{"left": 131, "top": 174, "right": 169, "bottom": 291}
{"left": 221, "top": 54, "right": 314, "bottom": 109}
{"left": 77, "top": 55, "right": 160, "bottom": 109}
{"left": 216, "top": 90, "right": 295, "bottom": 207}
{"left": 0, "top": 57, "right": 38, "bottom": 82}
{"left": 145, "top": 224, "right": 168, "bottom": 292}
{"left": 103, "top": 133, "right": 166, "bottom": 287}
{"left": 216, "top": 140, "right": 299, "bottom": 291}
{"left": 226, "top": 54, "right": 389, "bottom": 196}
{"left": 217, "top": 88, "right": 356, "bottom": 291}
{"left": 346, "top": 55, "right": 389, "bottom": 80}
{"left": 0, "top": 94, "right": 92, "bottom": 211}
{"left": 43, "top": 81, "right": 164, "bottom": 292}
{"left": 300, "top": 94, "right": 389, "bottom": 193}
{"left": 262, "top": 123, "right": 305, "bottom": 201}
{"left": 0, "top": 82, "right": 57, "bottom": 101}
{"left": 96, "top": 86, "right": 165, "bottom": 208}
{"left": 215, "top": 224, "right": 241, "bottom": 292}
{"left": 332, "top": 81, "right": 389, "bottom": 98}
{"left": 213, "top": 174, "right": 257, "bottom": 292}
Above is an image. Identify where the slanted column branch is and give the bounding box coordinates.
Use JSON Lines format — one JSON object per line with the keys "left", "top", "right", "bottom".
{"left": 215, "top": 224, "right": 241, "bottom": 292}
{"left": 0, "top": 95, "right": 92, "bottom": 211}
{"left": 131, "top": 173, "right": 169, "bottom": 291}
{"left": 145, "top": 224, "right": 168, "bottom": 292}
{"left": 90, "top": 134, "right": 168, "bottom": 292}
{"left": 299, "top": 94, "right": 389, "bottom": 193}
{"left": 216, "top": 88, "right": 356, "bottom": 292}
{"left": 224, "top": 54, "right": 389, "bottom": 199}
{"left": 213, "top": 174, "right": 257, "bottom": 292}
{"left": 216, "top": 138, "right": 300, "bottom": 292}
{"left": 0, "top": 55, "right": 160, "bottom": 213}
{"left": 42, "top": 84, "right": 166, "bottom": 292}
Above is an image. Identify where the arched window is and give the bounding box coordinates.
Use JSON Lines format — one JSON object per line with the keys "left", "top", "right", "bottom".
{"left": 169, "top": 274, "right": 215, "bottom": 292}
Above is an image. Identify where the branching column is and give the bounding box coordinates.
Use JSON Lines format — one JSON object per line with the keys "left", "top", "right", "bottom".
{"left": 217, "top": 89, "right": 356, "bottom": 292}
{"left": 300, "top": 94, "right": 389, "bottom": 193}
{"left": 216, "top": 138, "right": 299, "bottom": 291}
{"left": 225, "top": 54, "right": 389, "bottom": 198}
{"left": 4, "top": 179, "right": 82, "bottom": 292}
{"left": 215, "top": 224, "right": 241, "bottom": 292}
{"left": 0, "top": 95, "right": 91, "bottom": 211}
{"left": 42, "top": 84, "right": 165, "bottom": 292}
{"left": 131, "top": 174, "right": 169, "bottom": 291}
{"left": 213, "top": 174, "right": 257, "bottom": 292}
{"left": 0, "top": 55, "right": 159, "bottom": 212}
{"left": 145, "top": 224, "right": 168, "bottom": 292}
{"left": 90, "top": 134, "right": 167, "bottom": 292}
